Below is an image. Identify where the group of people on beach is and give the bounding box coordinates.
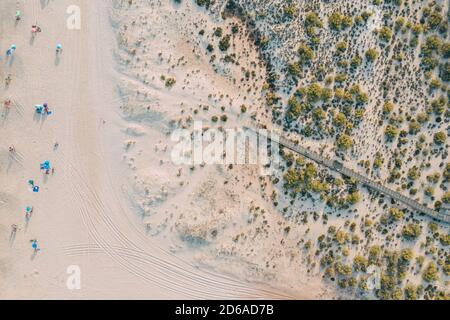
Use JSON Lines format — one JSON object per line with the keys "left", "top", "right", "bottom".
{"left": 6, "top": 42, "right": 62, "bottom": 57}
{"left": 9, "top": 207, "right": 39, "bottom": 254}
{"left": 5, "top": 7, "right": 63, "bottom": 255}
{"left": 35, "top": 102, "right": 52, "bottom": 116}
{"left": 6, "top": 9, "right": 63, "bottom": 57}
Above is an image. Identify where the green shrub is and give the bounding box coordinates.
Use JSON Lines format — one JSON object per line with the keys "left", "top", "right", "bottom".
{"left": 389, "top": 208, "right": 404, "bottom": 221}
{"left": 298, "top": 44, "right": 315, "bottom": 64}
{"left": 333, "top": 112, "right": 347, "bottom": 127}
{"left": 402, "top": 223, "right": 421, "bottom": 240}
{"left": 283, "top": 4, "right": 299, "bottom": 19}
{"left": 440, "top": 62, "right": 450, "bottom": 82}
{"left": 219, "top": 35, "right": 231, "bottom": 51}
{"left": 378, "top": 26, "right": 393, "bottom": 42}
{"left": 444, "top": 163, "right": 450, "bottom": 181}
{"left": 385, "top": 125, "right": 398, "bottom": 141}
{"left": 305, "top": 12, "right": 323, "bottom": 28}
{"left": 442, "top": 192, "right": 450, "bottom": 204}
{"left": 328, "top": 12, "right": 352, "bottom": 30}
{"left": 195, "top": 0, "right": 212, "bottom": 9}
{"left": 440, "top": 234, "right": 450, "bottom": 246}
{"left": 213, "top": 27, "right": 223, "bottom": 37}
{"left": 383, "top": 102, "right": 394, "bottom": 114}
{"left": 165, "top": 77, "right": 176, "bottom": 88}
{"left": 422, "top": 262, "right": 439, "bottom": 282}
{"left": 287, "top": 62, "right": 302, "bottom": 78}
{"left": 350, "top": 55, "right": 362, "bottom": 68}
{"left": 335, "top": 73, "right": 347, "bottom": 83}
{"left": 306, "top": 83, "right": 323, "bottom": 103}
{"left": 336, "top": 41, "right": 347, "bottom": 54}
{"left": 433, "top": 131, "right": 447, "bottom": 145}
{"left": 336, "top": 134, "right": 353, "bottom": 151}
{"left": 427, "top": 11, "right": 443, "bottom": 30}
{"left": 441, "top": 42, "right": 450, "bottom": 58}
{"left": 365, "top": 48, "right": 379, "bottom": 62}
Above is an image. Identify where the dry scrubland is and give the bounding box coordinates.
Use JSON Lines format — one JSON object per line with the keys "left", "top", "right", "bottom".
{"left": 113, "top": 0, "right": 450, "bottom": 299}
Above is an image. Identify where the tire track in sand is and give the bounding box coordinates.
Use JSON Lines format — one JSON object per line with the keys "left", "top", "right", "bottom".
{"left": 56, "top": 148, "right": 292, "bottom": 299}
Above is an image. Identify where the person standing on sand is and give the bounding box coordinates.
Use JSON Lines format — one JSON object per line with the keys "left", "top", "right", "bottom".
{"left": 30, "top": 239, "right": 40, "bottom": 253}
{"left": 31, "top": 25, "right": 42, "bottom": 35}
{"left": 6, "top": 45, "right": 16, "bottom": 56}
{"left": 25, "top": 206, "right": 33, "bottom": 221}
{"left": 4, "top": 99, "right": 12, "bottom": 109}
{"left": 5, "top": 74, "right": 12, "bottom": 86}
{"left": 42, "top": 103, "right": 52, "bottom": 115}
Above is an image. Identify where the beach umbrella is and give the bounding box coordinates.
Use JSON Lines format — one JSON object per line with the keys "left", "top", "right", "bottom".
{"left": 35, "top": 105, "right": 43, "bottom": 113}
{"left": 40, "top": 161, "right": 51, "bottom": 170}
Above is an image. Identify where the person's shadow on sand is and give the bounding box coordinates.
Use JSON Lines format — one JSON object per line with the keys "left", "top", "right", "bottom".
{"left": 1, "top": 107, "right": 11, "bottom": 125}
{"left": 30, "top": 251, "right": 38, "bottom": 260}
{"left": 9, "top": 231, "right": 17, "bottom": 245}
{"left": 6, "top": 55, "right": 15, "bottom": 67}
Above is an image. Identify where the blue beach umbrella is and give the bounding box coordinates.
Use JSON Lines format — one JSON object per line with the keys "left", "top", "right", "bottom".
{"left": 7, "top": 45, "right": 17, "bottom": 55}
{"left": 40, "top": 160, "right": 51, "bottom": 170}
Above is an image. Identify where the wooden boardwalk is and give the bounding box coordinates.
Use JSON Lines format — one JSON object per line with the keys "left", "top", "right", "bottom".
{"left": 246, "top": 127, "right": 450, "bottom": 224}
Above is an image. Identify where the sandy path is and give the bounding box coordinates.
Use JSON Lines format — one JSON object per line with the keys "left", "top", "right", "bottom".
{"left": 0, "top": 0, "right": 294, "bottom": 299}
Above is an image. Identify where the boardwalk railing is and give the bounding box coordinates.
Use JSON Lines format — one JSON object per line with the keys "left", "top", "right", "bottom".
{"left": 245, "top": 127, "right": 450, "bottom": 224}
